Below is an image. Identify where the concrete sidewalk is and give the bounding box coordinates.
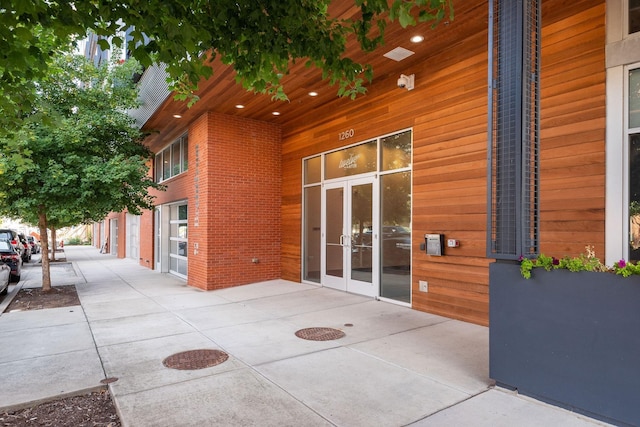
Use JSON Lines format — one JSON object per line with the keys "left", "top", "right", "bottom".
{"left": 0, "top": 246, "right": 611, "bottom": 426}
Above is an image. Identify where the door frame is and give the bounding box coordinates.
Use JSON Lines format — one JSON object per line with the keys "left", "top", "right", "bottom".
{"left": 109, "top": 218, "right": 118, "bottom": 256}
{"left": 321, "top": 175, "right": 379, "bottom": 297}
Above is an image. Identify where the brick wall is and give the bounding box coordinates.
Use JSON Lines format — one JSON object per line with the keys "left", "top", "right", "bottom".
{"left": 138, "top": 209, "right": 154, "bottom": 267}
{"left": 186, "top": 112, "right": 282, "bottom": 290}
{"left": 104, "top": 211, "right": 126, "bottom": 258}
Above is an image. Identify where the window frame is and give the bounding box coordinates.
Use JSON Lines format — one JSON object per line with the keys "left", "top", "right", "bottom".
{"left": 605, "top": 0, "right": 640, "bottom": 265}
{"left": 155, "top": 133, "right": 188, "bottom": 183}
{"left": 627, "top": 0, "right": 640, "bottom": 36}
{"left": 626, "top": 64, "right": 640, "bottom": 261}
{"left": 168, "top": 202, "right": 188, "bottom": 278}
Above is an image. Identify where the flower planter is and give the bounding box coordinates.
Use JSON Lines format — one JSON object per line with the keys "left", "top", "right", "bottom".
{"left": 489, "top": 262, "right": 640, "bottom": 426}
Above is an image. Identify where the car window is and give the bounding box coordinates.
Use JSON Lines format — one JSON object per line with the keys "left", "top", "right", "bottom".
{"left": 0, "top": 240, "right": 12, "bottom": 251}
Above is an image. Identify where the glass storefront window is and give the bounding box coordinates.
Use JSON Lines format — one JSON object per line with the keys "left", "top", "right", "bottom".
{"left": 169, "top": 202, "right": 188, "bottom": 277}
{"left": 629, "top": 134, "right": 640, "bottom": 261}
{"left": 182, "top": 137, "right": 188, "bottom": 171}
{"left": 631, "top": 68, "right": 640, "bottom": 128}
{"left": 380, "top": 172, "right": 412, "bottom": 303}
{"left": 630, "top": 0, "right": 640, "bottom": 34}
{"left": 178, "top": 204, "right": 187, "bottom": 220}
{"left": 163, "top": 151, "right": 171, "bottom": 180}
{"left": 170, "top": 223, "right": 187, "bottom": 239}
{"left": 171, "top": 143, "right": 181, "bottom": 175}
{"left": 325, "top": 140, "right": 377, "bottom": 180}
{"left": 302, "top": 129, "right": 412, "bottom": 303}
{"left": 304, "top": 156, "right": 321, "bottom": 184}
{"left": 170, "top": 240, "right": 188, "bottom": 257}
{"left": 631, "top": 67, "right": 640, "bottom": 261}
{"left": 170, "top": 257, "right": 188, "bottom": 276}
{"left": 381, "top": 130, "right": 412, "bottom": 171}
{"left": 155, "top": 155, "right": 162, "bottom": 182}
{"left": 156, "top": 134, "right": 188, "bottom": 183}
{"left": 303, "top": 186, "right": 321, "bottom": 283}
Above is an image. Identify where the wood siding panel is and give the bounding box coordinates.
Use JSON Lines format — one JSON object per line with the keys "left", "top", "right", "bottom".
{"left": 280, "top": 0, "right": 605, "bottom": 326}
{"left": 539, "top": 2, "right": 606, "bottom": 258}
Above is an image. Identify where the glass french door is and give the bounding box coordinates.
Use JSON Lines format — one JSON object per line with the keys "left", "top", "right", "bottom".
{"left": 322, "top": 177, "right": 378, "bottom": 297}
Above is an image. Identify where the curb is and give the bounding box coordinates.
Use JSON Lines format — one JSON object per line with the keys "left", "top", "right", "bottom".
{"left": 0, "top": 281, "right": 24, "bottom": 317}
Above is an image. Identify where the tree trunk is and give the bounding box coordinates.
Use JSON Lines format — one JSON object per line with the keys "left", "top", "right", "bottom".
{"left": 38, "top": 211, "right": 51, "bottom": 291}
{"left": 51, "top": 227, "right": 57, "bottom": 261}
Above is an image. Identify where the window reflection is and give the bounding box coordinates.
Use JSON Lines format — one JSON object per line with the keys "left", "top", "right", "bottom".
{"left": 630, "top": 69, "right": 640, "bottom": 128}
{"left": 381, "top": 130, "right": 412, "bottom": 171}
{"left": 303, "top": 186, "right": 321, "bottom": 282}
{"left": 630, "top": 0, "right": 640, "bottom": 34}
{"left": 155, "top": 134, "right": 188, "bottom": 183}
{"left": 169, "top": 202, "right": 188, "bottom": 277}
{"left": 325, "top": 140, "right": 377, "bottom": 180}
{"left": 304, "top": 156, "right": 321, "bottom": 184}
{"left": 629, "top": 134, "right": 640, "bottom": 261}
{"left": 380, "top": 172, "right": 412, "bottom": 303}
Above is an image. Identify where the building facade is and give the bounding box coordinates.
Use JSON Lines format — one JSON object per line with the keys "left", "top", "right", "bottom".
{"left": 94, "top": 0, "right": 640, "bottom": 326}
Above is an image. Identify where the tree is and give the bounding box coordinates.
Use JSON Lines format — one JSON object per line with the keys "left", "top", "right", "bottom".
{"left": 0, "top": 0, "right": 453, "bottom": 130}
{"left": 0, "top": 51, "right": 162, "bottom": 291}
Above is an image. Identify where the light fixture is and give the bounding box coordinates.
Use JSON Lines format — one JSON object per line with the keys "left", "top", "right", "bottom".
{"left": 235, "top": 104, "right": 245, "bottom": 109}
{"left": 308, "top": 91, "right": 318, "bottom": 97}
{"left": 272, "top": 111, "right": 281, "bottom": 116}
{"left": 173, "top": 114, "right": 182, "bottom": 118}
{"left": 410, "top": 35, "right": 424, "bottom": 43}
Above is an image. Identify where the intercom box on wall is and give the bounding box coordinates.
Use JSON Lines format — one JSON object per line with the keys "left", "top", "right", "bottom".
{"left": 425, "top": 234, "right": 445, "bottom": 256}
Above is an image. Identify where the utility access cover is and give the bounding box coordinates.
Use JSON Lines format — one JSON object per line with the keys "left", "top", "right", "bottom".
{"left": 295, "top": 327, "right": 346, "bottom": 341}
{"left": 163, "top": 349, "right": 229, "bottom": 370}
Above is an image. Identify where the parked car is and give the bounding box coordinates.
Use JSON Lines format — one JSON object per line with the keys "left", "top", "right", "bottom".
{"left": 0, "top": 259, "right": 9, "bottom": 296}
{"left": 0, "top": 229, "right": 26, "bottom": 261}
{"left": 18, "top": 233, "right": 31, "bottom": 262}
{"left": 381, "top": 225, "right": 411, "bottom": 270}
{"left": 0, "top": 239, "right": 22, "bottom": 282}
{"left": 26, "top": 235, "right": 40, "bottom": 254}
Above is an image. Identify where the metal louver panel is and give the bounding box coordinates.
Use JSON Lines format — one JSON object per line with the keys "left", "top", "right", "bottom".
{"left": 128, "top": 63, "right": 171, "bottom": 128}
{"left": 487, "top": 0, "right": 540, "bottom": 260}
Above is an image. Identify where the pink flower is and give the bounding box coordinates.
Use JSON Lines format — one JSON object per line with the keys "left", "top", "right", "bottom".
{"left": 618, "top": 259, "right": 627, "bottom": 268}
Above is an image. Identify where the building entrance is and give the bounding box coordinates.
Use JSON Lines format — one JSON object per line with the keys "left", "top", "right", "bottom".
{"left": 303, "top": 129, "right": 412, "bottom": 304}
{"left": 322, "top": 177, "right": 377, "bottom": 297}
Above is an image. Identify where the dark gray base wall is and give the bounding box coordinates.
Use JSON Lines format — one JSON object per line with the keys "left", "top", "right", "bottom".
{"left": 489, "top": 262, "right": 640, "bottom": 427}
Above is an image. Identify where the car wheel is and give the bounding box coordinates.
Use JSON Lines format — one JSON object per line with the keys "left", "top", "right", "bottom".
{"left": 10, "top": 274, "right": 19, "bottom": 283}
{"left": 0, "top": 286, "right": 7, "bottom": 296}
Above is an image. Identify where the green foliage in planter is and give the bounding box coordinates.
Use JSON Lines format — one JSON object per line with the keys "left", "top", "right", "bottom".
{"left": 520, "top": 245, "right": 640, "bottom": 279}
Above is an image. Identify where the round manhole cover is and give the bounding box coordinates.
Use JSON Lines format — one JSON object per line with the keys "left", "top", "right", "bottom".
{"left": 295, "top": 327, "right": 346, "bottom": 341}
{"left": 163, "top": 349, "right": 229, "bottom": 370}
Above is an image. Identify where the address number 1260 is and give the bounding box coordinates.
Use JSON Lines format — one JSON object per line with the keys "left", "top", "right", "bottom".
{"left": 339, "top": 129, "right": 355, "bottom": 141}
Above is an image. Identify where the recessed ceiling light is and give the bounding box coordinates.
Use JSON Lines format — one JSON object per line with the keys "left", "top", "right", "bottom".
{"left": 272, "top": 111, "right": 281, "bottom": 116}
{"left": 235, "top": 104, "right": 245, "bottom": 109}
{"left": 308, "top": 91, "right": 318, "bottom": 97}
{"left": 173, "top": 114, "right": 182, "bottom": 118}
{"left": 410, "top": 35, "right": 424, "bottom": 43}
